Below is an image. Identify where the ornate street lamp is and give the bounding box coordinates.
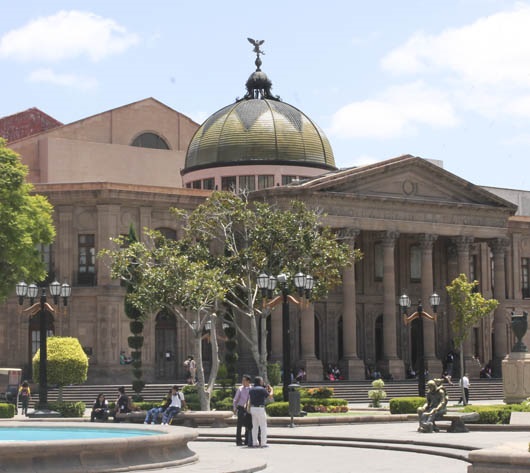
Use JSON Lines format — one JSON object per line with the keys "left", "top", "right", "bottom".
{"left": 399, "top": 292, "right": 439, "bottom": 397}
{"left": 257, "top": 271, "right": 312, "bottom": 401}
{"left": 16, "top": 280, "right": 71, "bottom": 408}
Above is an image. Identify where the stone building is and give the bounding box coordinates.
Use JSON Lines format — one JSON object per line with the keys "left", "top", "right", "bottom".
{"left": 1, "top": 53, "right": 530, "bottom": 384}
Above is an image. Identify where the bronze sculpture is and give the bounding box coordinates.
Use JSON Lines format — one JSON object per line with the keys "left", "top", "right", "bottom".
{"left": 417, "top": 379, "right": 448, "bottom": 433}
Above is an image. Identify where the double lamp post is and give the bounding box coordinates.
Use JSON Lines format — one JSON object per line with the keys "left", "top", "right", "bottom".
{"left": 399, "top": 292, "right": 440, "bottom": 397}
{"left": 257, "top": 272, "right": 313, "bottom": 401}
{"left": 16, "top": 280, "right": 71, "bottom": 407}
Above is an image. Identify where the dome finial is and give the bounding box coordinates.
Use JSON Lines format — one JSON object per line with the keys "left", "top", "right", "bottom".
{"left": 247, "top": 37, "right": 265, "bottom": 71}
{"left": 240, "top": 38, "right": 280, "bottom": 102}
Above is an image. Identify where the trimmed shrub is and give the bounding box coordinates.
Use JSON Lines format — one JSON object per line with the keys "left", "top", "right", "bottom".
{"left": 127, "top": 336, "right": 144, "bottom": 350}
{"left": 0, "top": 403, "right": 16, "bottom": 418}
{"left": 463, "top": 405, "right": 512, "bottom": 424}
{"left": 213, "top": 397, "right": 233, "bottom": 411}
{"left": 307, "top": 387, "right": 334, "bottom": 399}
{"left": 46, "top": 401, "right": 85, "bottom": 417}
{"left": 132, "top": 379, "right": 145, "bottom": 396}
{"left": 33, "top": 336, "right": 88, "bottom": 386}
{"left": 301, "top": 398, "right": 348, "bottom": 412}
{"left": 267, "top": 363, "right": 281, "bottom": 386}
{"left": 389, "top": 397, "right": 425, "bottom": 414}
{"left": 368, "top": 379, "right": 386, "bottom": 407}
{"left": 266, "top": 401, "right": 289, "bottom": 416}
{"left": 129, "top": 321, "right": 144, "bottom": 335}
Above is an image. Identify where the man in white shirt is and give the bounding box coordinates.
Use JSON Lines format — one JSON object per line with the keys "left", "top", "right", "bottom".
{"left": 161, "top": 385, "right": 186, "bottom": 425}
{"left": 458, "top": 374, "right": 470, "bottom": 405}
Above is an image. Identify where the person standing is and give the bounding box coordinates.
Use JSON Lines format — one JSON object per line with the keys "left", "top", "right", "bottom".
{"left": 459, "top": 373, "right": 470, "bottom": 405}
{"left": 233, "top": 374, "right": 252, "bottom": 446}
{"left": 184, "top": 355, "right": 196, "bottom": 384}
{"left": 161, "top": 385, "right": 186, "bottom": 425}
{"left": 248, "top": 376, "right": 272, "bottom": 448}
{"left": 18, "top": 380, "right": 31, "bottom": 416}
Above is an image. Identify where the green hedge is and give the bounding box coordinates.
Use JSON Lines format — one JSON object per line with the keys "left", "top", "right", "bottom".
{"left": 0, "top": 403, "right": 16, "bottom": 418}
{"left": 462, "top": 405, "right": 513, "bottom": 424}
{"left": 389, "top": 397, "right": 425, "bottom": 414}
{"left": 266, "top": 402, "right": 289, "bottom": 416}
{"left": 45, "top": 401, "right": 86, "bottom": 417}
{"left": 265, "top": 398, "right": 349, "bottom": 416}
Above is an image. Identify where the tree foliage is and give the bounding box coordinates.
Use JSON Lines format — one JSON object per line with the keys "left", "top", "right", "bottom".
{"left": 0, "top": 139, "right": 55, "bottom": 301}
{"left": 33, "top": 336, "right": 88, "bottom": 386}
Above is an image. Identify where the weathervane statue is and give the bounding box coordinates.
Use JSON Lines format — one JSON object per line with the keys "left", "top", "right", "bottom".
{"left": 248, "top": 37, "right": 265, "bottom": 70}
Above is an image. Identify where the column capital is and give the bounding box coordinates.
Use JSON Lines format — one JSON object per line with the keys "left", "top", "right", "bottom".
{"left": 379, "top": 231, "right": 399, "bottom": 247}
{"left": 452, "top": 235, "right": 474, "bottom": 253}
{"left": 418, "top": 233, "right": 438, "bottom": 250}
{"left": 489, "top": 237, "right": 510, "bottom": 255}
{"left": 337, "top": 228, "right": 360, "bottom": 247}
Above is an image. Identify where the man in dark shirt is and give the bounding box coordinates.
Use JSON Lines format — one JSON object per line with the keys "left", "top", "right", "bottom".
{"left": 248, "top": 376, "right": 272, "bottom": 448}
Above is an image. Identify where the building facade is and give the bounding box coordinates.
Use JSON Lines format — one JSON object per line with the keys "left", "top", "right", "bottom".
{"left": 2, "top": 64, "right": 530, "bottom": 384}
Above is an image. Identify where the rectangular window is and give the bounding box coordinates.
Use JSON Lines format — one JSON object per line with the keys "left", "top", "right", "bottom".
{"left": 258, "top": 175, "right": 274, "bottom": 189}
{"left": 36, "top": 243, "right": 52, "bottom": 274}
{"left": 521, "top": 258, "right": 530, "bottom": 299}
{"left": 202, "top": 178, "right": 215, "bottom": 190}
{"left": 78, "top": 234, "right": 96, "bottom": 285}
{"left": 192, "top": 180, "right": 201, "bottom": 189}
{"left": 239, "top": 175, "right": 255, "bottom": 191}
{"left": 282, "top": 175, "right": 297, "bottom": 185}
{"left": 470, "top": 254, "right": 477, "bottom": 282}
{"left": 410, "top": 245, "right": 421, "bottom": 281}
{"left": 221, "top": 176, "right": 236, "bottom": 191}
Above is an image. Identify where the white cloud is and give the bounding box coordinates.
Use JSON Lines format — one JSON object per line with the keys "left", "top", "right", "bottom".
{"left": 328, "top": 81, "right": 458, "bottom": 139}
{"left": 381, "top": 4, "right": 530, "bottom": 88}
{"left": 0, "top": 10, "right": 139, "bottom": 63}
{"left": 28, "top": 68, "right": 98, "bottom": 90}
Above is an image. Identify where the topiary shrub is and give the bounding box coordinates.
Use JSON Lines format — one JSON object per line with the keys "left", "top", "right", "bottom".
{"left": 307, "top": 387, "right": 334, "bottom": 398}
{"left": 462, "top": 405, "right": 512, "bottom": 424}
{"left": 129, "top": 321, "right": 143, "bottom": 335}
{"left": 0, "top": 403, "right": 16, "bottom": 418}
{"left": 127, "top": 336, "right": 144, "bottom": 350}
{"left": 389, "top": 397, "right": 425, "bottom": 414}
{"left": 301, "top": 398, "right": 348, "bottom": 412}
{"left": 368, "top": 379, "right": 386, "bottom": 407}
{"left": 267, "top": 363, "right": 281, "bottom": 386}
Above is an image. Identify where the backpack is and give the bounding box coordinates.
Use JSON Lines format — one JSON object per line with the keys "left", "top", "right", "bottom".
{"left": 20, "top": 387, "right": 29, "bottom": 398}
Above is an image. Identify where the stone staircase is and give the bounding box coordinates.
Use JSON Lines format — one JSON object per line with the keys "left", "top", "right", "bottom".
{"left": 43, "top": 379, "right": 504, "bottom": 406}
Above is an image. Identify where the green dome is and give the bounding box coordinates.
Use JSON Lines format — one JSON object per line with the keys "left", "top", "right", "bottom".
{"left": 183, "top": 66, "right": 336, "bottom": 174}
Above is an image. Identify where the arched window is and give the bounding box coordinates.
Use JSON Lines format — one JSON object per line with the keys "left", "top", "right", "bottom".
{"left": 131, "top": 133, "right": 169, "bottom": 150}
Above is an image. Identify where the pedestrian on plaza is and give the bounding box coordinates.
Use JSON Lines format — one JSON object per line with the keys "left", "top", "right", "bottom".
{"left": 458, "top": 373, "right": 470, "bottom": 405}
{"left": 161, "top": 385, "right": 186, "bottom": 425}
{"left": 144, "top": 389, "right": 172, "bottom": 424}
{"left": 248, "top": 376, "right": 273, "bottom": 448}
{"left": 233, "top": 374, "right": 252, "bottom": 446}
{"left": 90, "top": 393, "right": 109, "bottom": 422}
{"left": 18, "top": 380, "right": 31, "bottom": 416}
{"left": 184, "top": 355, "right": 196, "bottom": 384}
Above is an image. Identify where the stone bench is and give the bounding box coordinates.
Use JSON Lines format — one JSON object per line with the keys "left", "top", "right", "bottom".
{"left": 114, "top": 410, "right": 233, "bottom": 428}
{"left": 439, "top": 412, "right": 480, "bottom": 432}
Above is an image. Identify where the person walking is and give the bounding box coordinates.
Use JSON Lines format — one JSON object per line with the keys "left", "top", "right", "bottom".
{"left": 233, "top": 374, "right": 252, "bottom": 446}
{"left": 458, "top": 373, "right": 470, "bottom": 405}
{"left": 184, "top": 356, "right": 196, "bottom": 384}
{"left": 18, "top": 380, "right": 31, "bottom": 416}
{"left": 248, "top": 376, "right": 273, "bottom": 448}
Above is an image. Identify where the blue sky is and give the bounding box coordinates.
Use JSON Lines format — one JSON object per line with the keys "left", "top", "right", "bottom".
{"left": 2, "top": 0, "right": 530, "bottom": 189}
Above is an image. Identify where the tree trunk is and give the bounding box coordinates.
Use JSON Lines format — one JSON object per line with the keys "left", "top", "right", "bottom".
{"left": 459, "top": 341, "right": 466, "bottom": 405}
{"left": 195, "top": 333, "right": 210, "bottom": 411}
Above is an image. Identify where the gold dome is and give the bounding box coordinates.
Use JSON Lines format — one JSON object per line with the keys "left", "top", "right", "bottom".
{"left": 184, "top": 40, "right": 336, "bottom": 175}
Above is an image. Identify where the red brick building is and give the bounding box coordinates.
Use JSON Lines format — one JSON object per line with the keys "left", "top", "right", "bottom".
{"left": 0, "top": 108, "right": 62, "bottom": 143}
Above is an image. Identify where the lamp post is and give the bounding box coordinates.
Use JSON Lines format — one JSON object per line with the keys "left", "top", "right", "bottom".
{"left": 399, "top": 292, "right": 440, "bottom": 397}
{"left": 257, "top": 272, "right": 313, "bottom": 401}
{"left": 16, "top": 280, "right": 71, "bottom": 407}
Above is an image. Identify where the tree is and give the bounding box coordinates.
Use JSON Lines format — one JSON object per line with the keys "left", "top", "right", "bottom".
{"left": 33, "top": 336, "right": 88, "bottom": 402}
{"left": 100, "top": 231, "right": 231, "bottom": 410}
{"left": 178, "top": 191, "right": 360, "bottom": 382}
{"left": 446, "top": 273, "right": 498, "bottom": 405}
{"left": 0, "top": 139, "right": 55, "bottom": 301}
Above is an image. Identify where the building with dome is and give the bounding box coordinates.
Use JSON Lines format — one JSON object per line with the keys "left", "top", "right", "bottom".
{"left": 1, "top": 42, "right": 530, "bottom": 385}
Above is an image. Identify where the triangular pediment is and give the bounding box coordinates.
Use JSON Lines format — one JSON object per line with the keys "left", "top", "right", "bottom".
{"left": 299, "top": 155, "right": 517, "bottom": 211}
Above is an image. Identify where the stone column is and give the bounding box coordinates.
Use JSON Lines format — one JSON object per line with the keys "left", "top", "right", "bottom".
{"left": 381, "top": 231, "right": 404, "bottom": 378}
{"left": 419, "top": 234, "right": 438, "bottom": 369}
{"left": 491, "top": 238, "right": 509, "bottom": 375}
{"left": 299, "top": 303, "right": 323, "bottom": 381}
{"left": 338, "top": 228, "right": 364, "bottom": 380}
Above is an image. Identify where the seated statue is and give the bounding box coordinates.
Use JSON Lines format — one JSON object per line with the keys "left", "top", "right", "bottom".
{"left": 417, "top": 379, "right": 448, "bottom": 433}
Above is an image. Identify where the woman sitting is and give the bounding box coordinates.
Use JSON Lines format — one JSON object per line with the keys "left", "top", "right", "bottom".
{"left": 91, "top": 393, "right": 109, "bottom": 422}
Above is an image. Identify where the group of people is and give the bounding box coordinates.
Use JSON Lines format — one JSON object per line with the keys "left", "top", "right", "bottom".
{"left": 90, "top": 385, "right": 186, "bottom": 424}
{"left": 183, "top": 355, "right": 196, "bottom": 385}
{"left": 232, "top": 375, "right": 274, "bottom": 448}
{"left": 325, "top": 364, "right": 342, "bottom": 381}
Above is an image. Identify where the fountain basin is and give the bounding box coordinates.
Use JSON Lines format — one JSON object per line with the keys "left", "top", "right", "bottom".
{"left": 0, "top": 422, "right": 198, "bottom": 473}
